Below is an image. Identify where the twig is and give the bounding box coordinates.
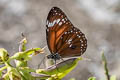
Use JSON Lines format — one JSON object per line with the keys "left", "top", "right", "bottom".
{"left": 19, "top": 33, "right": 27, "bottom": 52}
{"left": 102, "top": 52, "right": 110, "bottom": 80}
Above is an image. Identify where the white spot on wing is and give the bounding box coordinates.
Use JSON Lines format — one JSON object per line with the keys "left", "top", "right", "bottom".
{"left": 81, "top": 49, "right": 83, "bottom": 52}
{"left": 67, "top": 38, "right": 72, "bottom": 44}
{"left": 63, "top": 21, "right": 66, "bottom": 23}
{"left": 80, "top": 40, "right": 83, "bottom": 43}
{"left": 64, "top": 32, "right": 67, "bottom": 34}
{"left": 48, "top": 19, "right": 62, "bottom": 27}
{"left": 46, "top": 20, "right": 49, "bottom": 25}
{"left": 65, "top": 17, "right": 67, "bottom": 20}
{"left": 48, "top": 22, "right": 53, "bottom": 27}
{"left": 57, "top": 19, "right": 60, "bottom": 24}
{"left": 62, "top": 19, "right": 65, "bottom": 21}
{"left": 68, "top": 39, "right": 72, "bottom": 42}
{"left": 47, "top": 28, "right": 49, "bottom": 32}
{"left": 59, "top": 22, "right": 62, "bottom": 26}
{"left": 81, "top": 44, "right": 84, "bottom": 46}
{"left": 52, "top": 20, "right": 56, "bottom": 26}
{"left": 69, "top": 44, "right": 72, "bottom": 47}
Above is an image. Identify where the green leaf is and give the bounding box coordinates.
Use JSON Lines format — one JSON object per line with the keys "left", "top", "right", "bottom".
{"left": 8, "top": 67, "right": 21, "bottom": 79}
{"left": 110, "top": 75, "right": 116, "bottom": 80}
{"left": 0, "top": 48, "right": 9, "bottom": 62}
{"left": 18, "top": 67, "right": 35, "bottom": 80}
{"left": 36, "top": 57, "right": 82, "bottom": 79}
{"left": 10, "top": 48, "right": 41, "bottom": 67}
{"left": 15, "top": 60, "right": 28, "bottom": 67}
{"left": 88, "top": 77, "right": 96, "bottom": 80}
{"left": 24, "top": 48, "right": 41, "bottom": 56}
{"left": 31, "top": 72, "right": 51, "bottom": 80}
{"left": 11, "top": 48, "right": 41, "bottom": 61}
{"left": 2, "top": 66, "right": 21, "bottom": 80}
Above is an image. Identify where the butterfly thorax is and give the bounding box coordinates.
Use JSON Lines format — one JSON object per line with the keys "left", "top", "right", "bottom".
{"left": 47, "top": 53, "right": 61, "bottom": 60}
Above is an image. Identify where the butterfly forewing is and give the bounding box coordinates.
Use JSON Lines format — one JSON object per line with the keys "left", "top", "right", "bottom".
{"left": 46, "top": 7, "right": 73, "bottom": 53}
{"left": 46, "top": 7, "right": 87, "bottom": 58}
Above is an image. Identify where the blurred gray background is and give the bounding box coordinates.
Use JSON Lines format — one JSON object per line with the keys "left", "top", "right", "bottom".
{"left": 0, "top": 0, "right": 120, "bottom": 80}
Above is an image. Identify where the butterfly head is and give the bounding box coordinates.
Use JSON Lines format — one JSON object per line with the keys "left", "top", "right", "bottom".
{"left": 47, "top": 53, "right": 61, "bottom": 60}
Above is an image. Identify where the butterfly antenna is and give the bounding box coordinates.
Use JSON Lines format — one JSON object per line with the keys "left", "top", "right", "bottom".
{"left": 37, "top": 46, "right": 48, "bottom": 68}
{"left": 37, "top": 55, "right": 46, "bottom": 69}
{"left": 42, "top": 45, "right": 47, "bottom": 50}
{"left": 54, "top": 59, "right": 60, "bottom": 72}
{"left": 40, "top": 45, "right": 48, "bottom": 55}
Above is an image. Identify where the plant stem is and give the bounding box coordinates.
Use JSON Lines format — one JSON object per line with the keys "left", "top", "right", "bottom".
{"left": 0, "top": 66, "right": 7, "bottom": 72}
{"left": 102, "top": 52, "right": 110, "bottom": 80}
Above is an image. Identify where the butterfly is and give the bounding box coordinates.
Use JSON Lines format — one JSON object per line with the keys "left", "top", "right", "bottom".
{"left": 46, "top": 7, "right": 87, "bottom": 62}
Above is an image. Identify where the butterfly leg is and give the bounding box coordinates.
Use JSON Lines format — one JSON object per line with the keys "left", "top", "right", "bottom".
{"left": 54, "top": 59, "right": 60, "bottom": 72}
{"left": 60, "top": 58, "right": 69, "bottom": 66}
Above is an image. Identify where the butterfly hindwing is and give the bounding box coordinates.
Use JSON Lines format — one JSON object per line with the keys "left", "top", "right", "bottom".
{"left": 57, "top": 27, "right": 87, "bottom": 57}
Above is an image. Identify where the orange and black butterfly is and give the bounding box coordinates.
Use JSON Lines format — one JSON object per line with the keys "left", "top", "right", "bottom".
{"left": 46, "top": 7, "right": 87, "bottom": 62}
